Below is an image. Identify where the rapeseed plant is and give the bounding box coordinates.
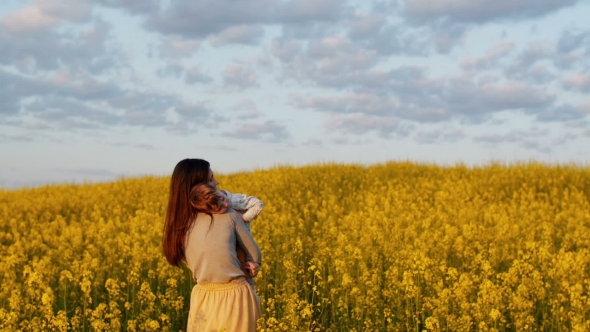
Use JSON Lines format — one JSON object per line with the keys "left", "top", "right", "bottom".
{"left": 0, "top": 162, "right": 589, "bottom": 331}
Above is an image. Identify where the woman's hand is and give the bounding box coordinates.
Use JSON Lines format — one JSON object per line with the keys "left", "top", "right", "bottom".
{"left": 242, "top": 261, "right": 260, "bottom": 278}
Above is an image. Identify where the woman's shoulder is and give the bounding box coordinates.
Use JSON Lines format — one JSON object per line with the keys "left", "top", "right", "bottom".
{"left": 198, "top": 209, "right": 241, "bottom": 222}
{"left": 224, "top": 208, "right": 243, "bottom": 221}
{"left": 218, "top": 208, "right": 245, "bottom": 228}
{"left": 194, "top": 211, "right": 242, "bottom": 232}
{"left": 194, "top": 210, "right": 233, "bottom": 222}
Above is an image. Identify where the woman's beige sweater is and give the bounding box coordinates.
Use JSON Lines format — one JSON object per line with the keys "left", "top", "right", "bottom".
{"left": 184, "top": 209, "right": 262, "bottom": 284}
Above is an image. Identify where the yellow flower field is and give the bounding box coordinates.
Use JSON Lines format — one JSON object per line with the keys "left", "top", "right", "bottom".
{"left": 1, "top": 162, "right": 589, "bottom": 331}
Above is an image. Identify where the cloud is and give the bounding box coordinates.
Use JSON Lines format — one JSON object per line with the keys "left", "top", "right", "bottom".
{"left": 207, "top": 145, "right": 238, "bottom": 151}
{"left": 145, "top": 0, "right": 269, "bottom": 39}
{"left": 156, "top": 62, "right": 215, "bottom": 84}
{"left": 225, "top": 120, "right": 289, "bottom": 141}
{"left": 273, "top": 36, "right": 406, "bottom": 90}
{"left": 63, "top": 167, "right": 118, "bottom": 177}
{"left": 303, "top": 138, "right": 323, "bottom": 146}
{"left": 461, "top": 40, "right": 516, "bottom": 71}
{"left": 288, "top": 66, "right": 439, "bottom": 119}
{"left": 463, "top": 40, "right": 554, "bottom": 83}
{"left": 522, "top": 64, "right": 555, "bottom": 84}
{"left": 25, "top": 97, "right": 120, "bottom": 129}
{"left": 563, "top": 73, "right": 590, "bottom": 92}
{"left": 474, "top": 127, "right": 550, "bottom": 143}
{"left": 270, "top": 39, "right": 303, "bottom": 63}
{"left": 536, "top": 103, "right": 590, "bottom": 122}
{"left": 1, "top": 7, "right": 59, "bottom": 35}
{"left": 2, "top": 42, "right": 233, "bottom": 134}
{"left": 402, "top": 0, "right": 579, "bottom": 23}
{"left": 0, "top": 0, "right": 92, "bottom": 35}
{"left": 47, "top": 72, "right": 121, "bottom": 100}
{"left": 387, "top": 66, "right": 443, "bottom": 103}
{"left": 578, "top": 101, "right": 590, "bottom": 114}
{"left": 326, "top": 114, "right": 410, "bottom": 138}
{"left": 145, "top": 0, "right": 342, "bottom": 39}
{"left": 0, "top": 133, "right": 33, "bottom": 142}
{"left": 208, "top": 24, "right": 265, "bottom": 46}
{"left": 340, "top": 3, "right": 472, "bottom": 55}
{"left": 345, "top": 20, "right": 434, "bottom": 56}
{"left": 36, "top": 0, "right": 93, "bottom": 23}
{"left": 158, "top": 36, "right": 200, "bottom": 58}
{"left": 232, "top": 100, "right": 263, "bottom": 120}
{"left": 173, "top": 102, "right": 215, "bottom": 125}
{"left": 331, "top": 137, "right": 374, "bottom": 145}
{"left": 554, "top": 28, "right": 590, "bottom": 69}
{"left": 157, "top": 62, "right": 184, "bottom": 78}
{"left": 505, "top": 41, "right": 552, "bottom": 77}
{"left": 184, "top": 66, "right": 214, "bottom": 85}
{"left": 307, "top": 37, "right": 379, "bottom": 72}
{"left": 0, "top": 70, "right": 28, "bottom": 116}
{"left": 279, "top": 20, "right": 343, "bottom": 41}
{"left": 473, "top": 126, "right": 553, "bottom": 153}
{"left": 346, "top": 12, "right": 387, "bottom": 40}
{"left": 272, "top": 35, "right": 381, "bottom": 85}
{"left": 122, "top": 110, "right": 167, "bottom": 127}
{"left": 332, "top": 137, "right": 349, "bottom": 145}
{"left": 520, "top": 140, "right": 552, "bottom": 154}
{"left": 143, "top": 0, "right": 351, "bottom": 43}
{"left": 414, "top": 127, "right": 465, "bottom": 144}
{"left": 133, "top": 143, "right": 155, "bottom": 150}
{"left": 445, "top": 78, "right": 555, "bottom": 118}
{"left": 0, "top": 17, "right": 119, "bottom": 74}
{"left": 2, "top": 0, "right": 586, "bottom": 165}
{"left": 292, "top": 93, "right": 399, "bottom": 116}
{"left": 556, "top": 28, "right": 590, "bottom": 54}
{"left": 552, "top": 133, "right": 577, "bottom": 146}
{"left": 222, "top": 64, "right": 258, "bottom": 89}
{"left": 395, "top": 70, "right": 553, "bottom": 120}
{"left": 292, "top": 71, "right": 556, "bottom": 124}
{"left": 278, "top": 0, "right": 346, "bottom": 22}
{"left": 563, "top": 119, "right": 588, "bottom": 129}
{"left": 95, "top": 0, "right": 159, "bottom": 15}
{"left": 108, "top": 90, "right": 177, "bottom": 117}
{"left": 429, "top": 20, "right": 467, "bottom": 53}
{"left": 0, "top": 68, "right": 197, "bottom": 131}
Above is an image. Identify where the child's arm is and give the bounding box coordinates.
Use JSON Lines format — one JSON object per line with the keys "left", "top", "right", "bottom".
{"left": 221, "top": 190, "right": 264, "bottom": 222}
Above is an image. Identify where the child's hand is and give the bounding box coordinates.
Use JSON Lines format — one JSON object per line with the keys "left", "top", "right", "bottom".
{"left": 242, "top": 261, "right": 259, "bottom": 278}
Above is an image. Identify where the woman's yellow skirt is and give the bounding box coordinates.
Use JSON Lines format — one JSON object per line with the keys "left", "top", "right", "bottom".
{"left": 187, "top": 278, "right": 261, "bottom": 332}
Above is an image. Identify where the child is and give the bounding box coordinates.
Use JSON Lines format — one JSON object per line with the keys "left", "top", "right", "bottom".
{"left": 190, "top": 183, "right": 264, "bottom": 283}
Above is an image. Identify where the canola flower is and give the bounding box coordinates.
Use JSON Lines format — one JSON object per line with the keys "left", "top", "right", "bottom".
{"left": 0, "top": 162, "right": 589, "bottom": 331}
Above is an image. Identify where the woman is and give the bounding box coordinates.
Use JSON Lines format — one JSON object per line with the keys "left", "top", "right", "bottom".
{"left": 163, "top": 159, "right": 262, "bottom": 331}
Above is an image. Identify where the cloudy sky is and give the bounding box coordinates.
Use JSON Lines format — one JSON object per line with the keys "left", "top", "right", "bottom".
{"left": 1, "top": 0, "right": 590, "bottom": 188}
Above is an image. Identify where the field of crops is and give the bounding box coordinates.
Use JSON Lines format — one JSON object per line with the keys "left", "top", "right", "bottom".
{"left": 1, "top": 162, "right": 589, "bottom": 331}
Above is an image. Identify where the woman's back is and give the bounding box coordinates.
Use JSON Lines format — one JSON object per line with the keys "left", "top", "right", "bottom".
{"left": 185, "top": 209, "right": 261, "bottom": 284}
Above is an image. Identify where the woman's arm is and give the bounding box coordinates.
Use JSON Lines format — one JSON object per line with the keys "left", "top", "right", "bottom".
{"left": 231, "top": 210, "right": 262, "bottom": 264}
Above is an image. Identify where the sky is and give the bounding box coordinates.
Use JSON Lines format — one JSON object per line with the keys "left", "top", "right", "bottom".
{"left": 1, "top": 0, "right": 590, "bottom": 189}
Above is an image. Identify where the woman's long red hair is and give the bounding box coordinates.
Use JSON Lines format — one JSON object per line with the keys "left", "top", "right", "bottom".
{"left": 162, "top": 159, "right": 210, "bottom": 267}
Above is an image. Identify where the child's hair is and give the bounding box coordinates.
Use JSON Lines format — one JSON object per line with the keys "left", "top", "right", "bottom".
{"left": 190, "top": 183, "right": 227, "bottom": 214}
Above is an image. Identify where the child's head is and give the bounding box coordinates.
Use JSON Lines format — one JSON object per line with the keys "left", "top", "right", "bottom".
{"left": 190, "top": 183, "right": 229, "bottom": 214}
